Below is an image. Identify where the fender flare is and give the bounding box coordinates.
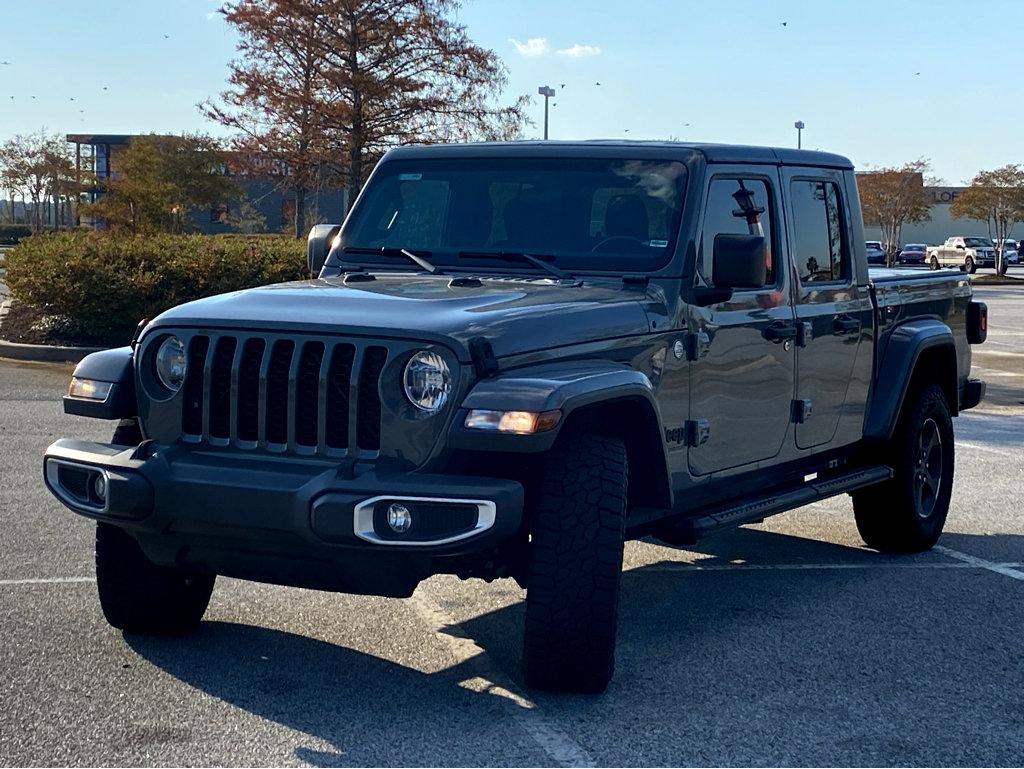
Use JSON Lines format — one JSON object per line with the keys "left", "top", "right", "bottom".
{"left": 448, "top": 360, "right": 670, "bottom": 491}
{"left": 864, "top": 320, "right": 958, "bottom": 442}
{"left": 64, "top": 346, "right": 136, "bottom": 420}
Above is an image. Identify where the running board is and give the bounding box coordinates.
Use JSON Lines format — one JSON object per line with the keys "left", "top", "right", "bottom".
{"left": 635, "top": 464, "right": 893, "bottom": 543}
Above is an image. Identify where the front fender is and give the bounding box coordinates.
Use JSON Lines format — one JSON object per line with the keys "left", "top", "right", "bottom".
{"left": 63, "top": 346, "right": 136, "bottom": 420}
{"left": 449, "top": 359, "right": 664, "bottom": 453}
{"left": 864, "top": 320, "right": 957, "bottom": 441}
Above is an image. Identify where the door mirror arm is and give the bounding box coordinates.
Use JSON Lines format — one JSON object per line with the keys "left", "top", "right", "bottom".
{"left": 691, "top": 286, "right": 734, "bottom": 307}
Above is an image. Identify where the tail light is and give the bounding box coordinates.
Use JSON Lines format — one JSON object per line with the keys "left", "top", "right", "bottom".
{"left": 967, "top": 301, "right": 987, "bottom": 344}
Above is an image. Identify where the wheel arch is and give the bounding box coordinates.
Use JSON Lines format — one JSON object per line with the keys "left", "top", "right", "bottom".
{"left": 864, "top": 320, "right": 958, "bottom": 442}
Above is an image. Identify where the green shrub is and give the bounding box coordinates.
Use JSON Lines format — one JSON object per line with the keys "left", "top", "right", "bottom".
{"left": 4, "top": 231, "right": 307, "bottom": 346}
{"left": 0, "top": 224, "right": 33, "bottom": 246}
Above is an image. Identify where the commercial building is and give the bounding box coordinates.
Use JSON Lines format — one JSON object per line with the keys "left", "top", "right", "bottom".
{"left": 66, "top": 133, "right": 346, "bottom": 233}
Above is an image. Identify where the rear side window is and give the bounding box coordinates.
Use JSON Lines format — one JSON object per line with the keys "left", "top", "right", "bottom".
{"left": 699, "top": 177, "right": 776, "bottom": 287}
{"left": 790, "top": 180, "right": 849, "bottom": 283}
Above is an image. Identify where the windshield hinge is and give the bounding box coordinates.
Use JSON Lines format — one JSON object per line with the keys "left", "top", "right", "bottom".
{"left": 469, "top": 337, "right": 500, "bottom": 379}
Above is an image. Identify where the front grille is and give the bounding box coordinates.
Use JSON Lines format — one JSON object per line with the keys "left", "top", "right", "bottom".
{"left": 176, "top": 332, "right": 391, "bottom": 456}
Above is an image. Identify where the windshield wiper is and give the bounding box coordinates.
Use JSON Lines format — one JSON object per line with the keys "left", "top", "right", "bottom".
{"left": 457, "top": 250, "right": 571, "bottom": 281}
{"left": 342, "top": 246, "right": 441, "bottom": 274}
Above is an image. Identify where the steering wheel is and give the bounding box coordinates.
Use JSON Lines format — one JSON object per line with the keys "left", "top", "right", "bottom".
{"left": 591, "top": 236, "right": 646, "bottom": 254}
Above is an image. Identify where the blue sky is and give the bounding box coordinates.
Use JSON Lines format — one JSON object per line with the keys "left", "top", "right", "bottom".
{"left": 0, "top": 0, "right": 1019, "bottom": 184}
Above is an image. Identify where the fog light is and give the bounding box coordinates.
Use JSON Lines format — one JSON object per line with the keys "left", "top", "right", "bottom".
{"left": 386, "top": 503, "right": 412, "bottom": 533}
{"left": 92, "top": 473, "right": 107, "bottom": 503}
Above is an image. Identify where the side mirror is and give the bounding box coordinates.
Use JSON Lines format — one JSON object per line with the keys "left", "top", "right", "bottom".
{"left": 712, "top": 234, "right": 767, "bottom": 290}
{"left": 307, "top": 224, "right": 342, "bottom": 277}
{"left": 955, "top": 244, "right": 965, "bottom": 250}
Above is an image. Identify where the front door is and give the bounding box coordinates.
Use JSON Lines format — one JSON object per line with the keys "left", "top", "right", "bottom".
{"left": 782, "top": 170, "right": 868, "bottom": 449}
{"left": 688, "top": 167, "right": 797, "bottom": 476}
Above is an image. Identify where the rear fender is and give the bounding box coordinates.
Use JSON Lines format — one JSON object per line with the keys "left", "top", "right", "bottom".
{"left": 865, "top": 321, "right": 957, "bottom": 441}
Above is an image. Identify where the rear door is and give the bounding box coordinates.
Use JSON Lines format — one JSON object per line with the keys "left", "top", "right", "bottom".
{"left": 687, "top": 166, "right": 797, "bottom": 476}
{"left": 782, "top": 168, "right": 870, "bottom": 449}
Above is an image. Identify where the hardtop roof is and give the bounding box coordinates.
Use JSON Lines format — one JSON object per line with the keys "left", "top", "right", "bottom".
{"left": 384, "top": 140, "right": 854, "bottom": 170}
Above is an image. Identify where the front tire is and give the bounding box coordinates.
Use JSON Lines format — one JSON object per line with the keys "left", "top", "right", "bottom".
{"left": 522, "top": 433, "right": 627, "bottom": 693}
{"left": 96, "top": 522, "right": 215, "bottom": 634}
{"left": 965, "top": 255, "right": 976, "bottom": 274}
{"left": 852, "top": 384, "right": 954, "bottom": 552}
{"left": 929, "top": 255, "right": 939, "bottom": 270}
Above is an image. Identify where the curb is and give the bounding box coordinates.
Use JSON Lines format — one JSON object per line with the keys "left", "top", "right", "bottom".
{"left": 0, "top": 339, "right": 105, "bottom": 364}
{"left": 972, "top": 277, "right": 1024, "bottom": 287}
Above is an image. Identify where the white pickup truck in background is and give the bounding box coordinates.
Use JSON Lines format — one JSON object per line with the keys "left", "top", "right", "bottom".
{"left": 927, "top": 236, "right": 997, "bottom": 272}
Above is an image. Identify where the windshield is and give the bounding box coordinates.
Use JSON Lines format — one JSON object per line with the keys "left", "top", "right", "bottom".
{"left": 338, "top": 157, "right": 688, "bottom": 273}
{"left": 964, "top": 238, "right": 991, "bottom": 248}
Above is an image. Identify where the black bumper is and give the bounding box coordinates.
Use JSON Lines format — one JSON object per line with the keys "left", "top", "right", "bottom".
{"left": 43, "top": 439, "right": 524, "bottom": 597}
{"left": 960, "top": 378, "right": 986, "bottom": 411}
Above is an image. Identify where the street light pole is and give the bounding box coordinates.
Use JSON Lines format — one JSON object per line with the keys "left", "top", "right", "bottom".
{"left": 538, "top": 85, "right": 556, "bottom": 140}
{"left": 794, "top": 120, "right": 805, "bottom": 149}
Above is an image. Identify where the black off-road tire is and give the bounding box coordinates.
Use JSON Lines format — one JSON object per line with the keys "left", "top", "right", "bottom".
{"left": 96, "top": 522, "right": 215, "bottom": 634}
{"left": 852, "top": 384, "right": 954, "bottom": 552}
{"left": 522, "top": 433, "right": 628, "bottom": 693}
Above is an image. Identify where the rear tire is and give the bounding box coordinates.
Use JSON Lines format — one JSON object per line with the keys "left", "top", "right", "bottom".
{"left": 522, "top": 433, "right": 627, "bottom": 693}
{"left": 852, "top": 384, "right": 954, "bottom": 552}
{"left": 96, "top": 522, "right": 215, "bottom": 634}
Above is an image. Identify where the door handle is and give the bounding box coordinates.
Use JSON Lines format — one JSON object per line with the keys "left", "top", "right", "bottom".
{"left": 833, "top": 315, "right": 860, "bottom": 334}
{"left": 763, "top": 322, "right": 798, "bottom": 343}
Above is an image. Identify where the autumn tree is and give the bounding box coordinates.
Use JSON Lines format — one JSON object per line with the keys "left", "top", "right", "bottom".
{"left": 83, "top": 134, "right": 240, "bottom": 234}
{"left": 0, "top": 132, "right": 81, "bottom": 231}
{"left": 950, "top": 165, "right": 1024, "bottom": 275}
{"left": 857, "top": 160, "right": 933, "bottom": 266}
{"left": 209, "top": 0, "right": 528, "bottom": 235}
{"left": 204, "top": 0, "right": 341, "bottom": 238}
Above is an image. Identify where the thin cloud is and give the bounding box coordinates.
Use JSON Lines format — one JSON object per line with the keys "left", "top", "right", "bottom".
{"left": 557, "top": 43, "right": 602, "bottom": 58}
{"left": 509, "top": 37, "right": 549, "bottom": 57}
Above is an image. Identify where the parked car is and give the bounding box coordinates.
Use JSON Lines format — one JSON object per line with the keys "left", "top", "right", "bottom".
{"left": 993, "top": 238, "right": 1019, "bottom": 265}
{"left": 865, "top": 240, "right": 887, "bottom": 265}
{"left": 43, "top": 141, "right": 988, "bottom": 694}
{"left": 927, "top": 236, "right": 997, "bottom": 272}
{"left": 897, "top": 243, "right": 927, "bottom": 265}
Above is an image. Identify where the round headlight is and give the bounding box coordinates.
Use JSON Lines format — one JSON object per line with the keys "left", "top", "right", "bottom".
{"left": 154, "top": 335, "right": 187, "bottom": 392}
{"left": 403, "top": 350, "right": 451, "bottom": 412}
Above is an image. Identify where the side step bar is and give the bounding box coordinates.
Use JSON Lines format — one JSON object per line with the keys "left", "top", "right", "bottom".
{"left": 636, "top": 464, "right": 893, "bottom": 544}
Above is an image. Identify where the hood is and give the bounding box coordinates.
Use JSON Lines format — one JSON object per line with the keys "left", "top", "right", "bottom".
{"left": 146, "top": 274, "right": 655, "bottom": 361}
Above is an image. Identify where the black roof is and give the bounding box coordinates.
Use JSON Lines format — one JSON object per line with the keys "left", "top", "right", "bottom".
{"left": 385, "top": 140, "right": 853, "bottom": 170}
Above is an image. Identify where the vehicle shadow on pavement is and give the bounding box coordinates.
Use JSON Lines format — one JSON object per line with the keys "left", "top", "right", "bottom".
{"left": 126, "top": 527, "right": 1024, "bottom": 765}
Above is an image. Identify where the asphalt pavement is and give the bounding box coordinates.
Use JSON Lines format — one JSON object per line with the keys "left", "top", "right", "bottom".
{"left": 1, "top": 286, "right": 1022, "bottom": 767}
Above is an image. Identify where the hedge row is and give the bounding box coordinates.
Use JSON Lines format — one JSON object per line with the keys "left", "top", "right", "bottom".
{"left": 4, "top": 231, "right": 307, "bottom": 345}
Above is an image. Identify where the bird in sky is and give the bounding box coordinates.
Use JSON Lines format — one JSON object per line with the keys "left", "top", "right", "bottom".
{"left": 914, "top": 71, "right": 921, "bottom": 76}
{"left": 559, "top": 83, "right": 566, "bottom": 89}
{"left": 163, "top": 34, "right": 170, "bottom": 39}
{"left": 595, "top": 81, "right": 601, "bottom": 86}
{"left": 1, "top": 60, "right": 10, "bottom": 65}
{"left": 624, "top": 129, "right": 630, "bottom": 133}
{"left": 683, "top": 123, "right": 691, "bottom": 127}
{"left": 781, "top": 21, "right": 787, "bottom": 26}
{"left": 69, "top": 97, "right": 75, "bottom": 101}
{"left": 102, "top": 86, "right": 108, "bottom": 90}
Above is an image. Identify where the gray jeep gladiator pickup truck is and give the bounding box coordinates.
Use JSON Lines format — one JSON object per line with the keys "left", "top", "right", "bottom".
{"left": 44, "top": 141, "right": 988, "bottom": 693}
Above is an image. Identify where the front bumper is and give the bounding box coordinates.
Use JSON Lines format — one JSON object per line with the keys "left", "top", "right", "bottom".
{"left": 43, "top": 439, "right": 524, "bottom": 597}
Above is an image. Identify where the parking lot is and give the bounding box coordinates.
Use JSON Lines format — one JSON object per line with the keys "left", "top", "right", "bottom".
{"left": 1, "top": 285, "right": 1021, "bottom": 767}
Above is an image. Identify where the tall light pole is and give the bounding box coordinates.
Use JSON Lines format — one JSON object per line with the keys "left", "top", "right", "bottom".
{"left": 794, "top": 120, "right": 805, "bottom": 149}
{"left": 538, "top": 85, "right": 556, "bottom": 140}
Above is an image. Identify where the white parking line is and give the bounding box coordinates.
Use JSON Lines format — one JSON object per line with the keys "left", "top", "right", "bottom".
{"left": 956, "top": 441, "right": 1019, "bottom": 459}
{"left": 409, "top": 590, "right": 596, "bottom": 768}
{"left": 643, "top": 561, "right": 1024, "bottom": 572}
{"left": 0, "top": 577, "right": 95, "bottom": 586}
{"left": 934, "top": 545, "right": 1024, "bottom": 582}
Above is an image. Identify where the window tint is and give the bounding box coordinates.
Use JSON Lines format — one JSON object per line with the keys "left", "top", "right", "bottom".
{"left": 699, "top": 178, "right": 775, "bottom": 286}
{"left": 790, "top": 180, "right": 848, "bottom": 283}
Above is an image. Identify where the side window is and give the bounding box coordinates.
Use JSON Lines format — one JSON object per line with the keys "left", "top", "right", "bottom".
{"left": 699, "top": 178, "right": 775, "bottom": 287}
{"left": 790, "top": 180, "right": 848, "bottom": 284}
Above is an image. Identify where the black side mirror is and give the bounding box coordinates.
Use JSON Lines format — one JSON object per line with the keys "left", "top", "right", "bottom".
{"left": 712, "top": 234, "right": 767, "bottom": 290}
{"left": 307, "top": 224, "right": 342, "bottom": 277}
{"left": 955, "top": 244, "right": 965, "bottom": 250}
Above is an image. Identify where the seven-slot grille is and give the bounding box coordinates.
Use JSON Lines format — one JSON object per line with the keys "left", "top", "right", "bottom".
{"left": 177, "top": 332, "right": 389, "bottom": 456}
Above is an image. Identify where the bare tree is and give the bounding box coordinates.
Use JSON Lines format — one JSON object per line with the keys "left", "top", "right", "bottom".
{"left": 950, "top": 165, "right": 1024, "bottom": 275}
